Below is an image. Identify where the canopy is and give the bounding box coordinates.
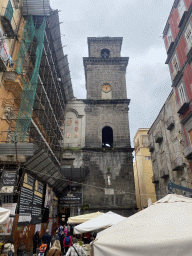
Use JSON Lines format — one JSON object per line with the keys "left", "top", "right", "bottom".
{"left": 68, "top": 212, "right": 104, "bottom": 224}
{"left": 0, "top": 207, "right": 10, "bottom": 225}
{"left": 74, "top": 211, "right": 125, "bottom": 234}
{"left": 92, "top": 194, "right": 192, "bottom": 256}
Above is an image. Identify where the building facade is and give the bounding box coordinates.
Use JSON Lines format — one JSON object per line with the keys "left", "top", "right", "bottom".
{"left": 148, "top": 90, "right": 192, "bottom": 199}
{"left": 163, "top": 0, "right": 192, "bottom": 169}
{"left": 61, "top": 37, "right": 137, "bottom": 216}
{"left": 0, "top": 0, "right": 73, "bottom": 251}
{"left": 133, "top": 129, "right": 156, "bottom": 211}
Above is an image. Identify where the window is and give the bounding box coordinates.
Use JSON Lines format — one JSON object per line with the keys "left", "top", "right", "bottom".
{"left": 188, "top": 129, "right": 192, "bottom": 143}
{"left": 102, "top": 126, "right": 113, "bottom": 148}
{"left": 172, "top": 55, "right": 179, "bottom": 78}
{"left": 167, "top": 27, "right": 174, "bottom": 48}
{"left": 185, "top": 24, "right": 192, "bottom": 50}
{"left": 178, "top": 83, "right": 187, "bottom": 105}
{"left": 177, "top": 0, "right": 186, "bottom": 19}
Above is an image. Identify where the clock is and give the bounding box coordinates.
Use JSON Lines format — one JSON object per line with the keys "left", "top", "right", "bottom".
{"left": 102, "top": 84, "right": 111, "bottom": 93}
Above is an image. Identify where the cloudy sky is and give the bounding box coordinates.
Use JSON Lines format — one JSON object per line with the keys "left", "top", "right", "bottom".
{"left": 51, "top": 0, "right": 174, "bottom": 146}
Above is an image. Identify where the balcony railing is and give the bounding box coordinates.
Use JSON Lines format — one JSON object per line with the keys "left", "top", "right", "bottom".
{"left": 183, "top": 144, "right": 192, "bottom": 159}
{"left": 177, "top": 101, "right": 189, "bottom": 115}
{"left": 166, "top": 116, "right": 174, "bottom": 130}
{"left": 155, "top": 131, "right": 163, "bottom": 144}
{"left": 171, "top": 157, "right": 184, "bottom": 171}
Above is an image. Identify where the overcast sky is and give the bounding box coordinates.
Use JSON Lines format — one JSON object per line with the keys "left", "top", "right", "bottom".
{"left": 51, "top": 0, "right": 174, "bottom": 146}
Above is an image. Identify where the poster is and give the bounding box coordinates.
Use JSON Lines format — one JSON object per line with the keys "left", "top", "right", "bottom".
{"left": 0, "top": 170, "right": 17, "bottom": 194}
{"left": 18, "top": 173, "right": 35, "bottom": 225}
{"left": 52, "top": 194, "right": 58, "bottom": 217}
{"left": 47, "top": 218, "right": 53, "bottom": 235}
{"left": 44, "top": 184, "right": 53, "bottom": 208}
{"left": 0, "top": 217, "right": 14, "bottom": 235}
{"left": 32, "top": 180, "right": 44, "bottom": 224}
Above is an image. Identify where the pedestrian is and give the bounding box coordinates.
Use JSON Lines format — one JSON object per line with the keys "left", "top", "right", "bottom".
{"left": 60, "top": 231, "right": 65, "bottom": 254}
{"left": 33, "top": 230, "right": 41, "bottom": 254}
{"left": 58, "top": 224, "right": 63, "bottom": 237}
{"left": 70, "top": 225, "right": 74, "bottom": 236}
{"left": 51, "top": 230, "right": 60, "bottom": 246}
{"left": 64, "top": 226, "right": 68, "bottom": 237}
{"left": 63, "top": 232, "right": 72, "bottom": 255}
{"left": 66, "top": 237, "right": 86, "bottom": 256}
{"left": 41, "top": 229, "right": 51, "bottom": 255}
{"left": 67, "top": 224, "right": 70, "bottom": 233}
{"left": 47, "top": 240, "right": 62, "bottom": 256}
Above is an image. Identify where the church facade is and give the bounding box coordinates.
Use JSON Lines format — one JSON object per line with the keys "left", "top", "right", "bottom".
{"left": 61, "top": 37, "right": 136, "bottom": 216}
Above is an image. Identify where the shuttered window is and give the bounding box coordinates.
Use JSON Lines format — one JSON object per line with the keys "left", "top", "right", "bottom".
{"left": 177, "top": 0, "right": 186, "bottom": 19}
{"left": 185, "top": 25, "right": 192, "bottom": 49}
{"left": 178, "top": 83, "right": 186, "bottom": 105}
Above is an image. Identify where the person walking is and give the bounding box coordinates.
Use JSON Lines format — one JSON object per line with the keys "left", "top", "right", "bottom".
{"left": 47, "top": 240, "right": 62, "bottom": 256}
{"left": 63, "top": 232, "right": 72, "bottom": 255}
{"left": 42, "top": 229, "right": 51, "bottom": 255}
{"left": 66, "top": 237, "right": 87, "bottom": 256}
{"left": 51, "top": 230, "right": 60, "bottom": 246}
{"left": 33, "top": 230, "right": 41, "bottom": 255}
{"left": 64, "top": 226, "right": 68, "bottom": 237}
{"left": 60, "top": 231, "right": 65, "bottom": 254}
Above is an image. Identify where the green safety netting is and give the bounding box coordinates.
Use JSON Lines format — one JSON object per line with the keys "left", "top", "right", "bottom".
{"left": 13, "top": 15, "right": 46, "bottom": 142}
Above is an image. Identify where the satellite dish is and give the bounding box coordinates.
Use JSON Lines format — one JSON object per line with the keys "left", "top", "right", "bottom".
{"left": 148, "top": 198, "right": 152, "bottom": 207}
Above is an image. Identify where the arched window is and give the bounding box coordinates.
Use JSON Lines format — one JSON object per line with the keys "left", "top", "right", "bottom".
{"left": 102, "top": 126, "right": 113, "bottom": 148}
{"left": 101, "top": 49, "right": 110, "bottom": 58}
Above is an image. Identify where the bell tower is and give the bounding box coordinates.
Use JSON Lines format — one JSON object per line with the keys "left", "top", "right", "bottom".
{"left": 82, "top": 37, "right": 136, "bottom": 215}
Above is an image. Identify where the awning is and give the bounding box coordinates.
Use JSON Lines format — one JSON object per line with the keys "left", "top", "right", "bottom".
{"left": 68, "top": 212, "right": 104, "bottom": 224}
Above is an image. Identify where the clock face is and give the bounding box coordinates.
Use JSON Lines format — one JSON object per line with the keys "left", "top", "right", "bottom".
{"left": 102, "top": 84, "right": 111, "bottom": 93}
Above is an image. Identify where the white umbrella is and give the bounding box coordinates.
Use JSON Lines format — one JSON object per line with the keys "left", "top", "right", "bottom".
{"left": 0, "top": 207, "right": 10, "bottom": 225}
{"left": 74, "top": 211, "right": 125, "bottom": 234}
{"left": 92, "top": 194, "right": 192, "bottom": 256}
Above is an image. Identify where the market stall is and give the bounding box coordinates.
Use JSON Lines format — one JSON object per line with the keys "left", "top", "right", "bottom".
{"left": 74, "top": 211, "right": 125, "bottom": 234}
{"left": 92, "top": 194, "right": 192, "bottom": 256}
{"left": 68, "top": 212, "right": 104, "bottom": 224}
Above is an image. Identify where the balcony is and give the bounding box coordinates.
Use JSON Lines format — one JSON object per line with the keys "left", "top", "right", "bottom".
{"left": 160, "top": 168, "right": 169, "bottom": 179}
{"left": 166, "top": 116, "right": 174, "bottom": 130}
{"left": 0, "top": 45, "right": 9, "bottom": 71}
{"left": 183, "top": 144, "right": 192, "bottom": 159}
{"left": 171, "top": 157, "right": 184, "bottom": 171}
{"left": 152, "top": 174, "right": 159, "bottom": 183}
{"left": 149, "top": 142, "right": 155, "bottom": 152}
{"left": 177, "top": 101, "right": 189, "bottom": 115}
{"left": 167, "top": 42, "right": 174, "bottom": 55}
{"left": 155, "top": 131, "right": 163, "bottom": 144}
{"left": 187, "top": 45, "right": 192, "bottom": 63}
{"left": 172, "top": 71, "right": 183, "bottom": 87}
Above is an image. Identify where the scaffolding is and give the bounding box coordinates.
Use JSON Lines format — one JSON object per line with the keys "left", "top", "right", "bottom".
{"left": 1, "top": 11, "right": 74, "bottom": 165}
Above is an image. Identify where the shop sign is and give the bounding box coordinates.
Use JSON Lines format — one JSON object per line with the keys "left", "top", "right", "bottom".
{"left": 60, "top": 193, "right": 82, "bottom": 206}
{"left": 0, "top": 217, "right": 14, "bottom": 235}
{"left": 0, "top": 169, "right": 17, "bottom": 194}
{"left": 18, "top": 173, "right": 44, "bottom": 225}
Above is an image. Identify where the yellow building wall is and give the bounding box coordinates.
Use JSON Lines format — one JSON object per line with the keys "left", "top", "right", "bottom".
{"left": 134, "top": 129, "right": 156, "bottom": 211}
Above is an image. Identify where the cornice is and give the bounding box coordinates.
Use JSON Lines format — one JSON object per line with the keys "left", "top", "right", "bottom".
{"left": 88, "top": 37, "right": 123, "bottom": 44}
{"left": 83, "top": 57, "right": 129, "bottom": 66}
{"left": 165, "top": 3, "right": 192, "bottom": 64}
{"left": 82, "top": 99, "right": 130, "bottom": 105}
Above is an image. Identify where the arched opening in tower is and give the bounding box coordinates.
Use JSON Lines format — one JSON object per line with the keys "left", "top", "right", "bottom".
{"left": 101, "top": 48, "right": 110, "bottom": 58}
{"left": 102, "top": 126, "right": 113, "bottom": 148}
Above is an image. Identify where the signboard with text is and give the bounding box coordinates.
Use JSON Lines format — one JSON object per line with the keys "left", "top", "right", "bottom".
{"left": 60, "top": 193, "right": 82, "bottom": 206}
{"left": 18, "top": 173, "right": 44, "bottom": 225}
{"left": 0, "top": 170, "right": 17, "bottom": 194}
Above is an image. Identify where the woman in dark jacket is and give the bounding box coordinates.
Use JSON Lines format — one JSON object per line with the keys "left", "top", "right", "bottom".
{"left": 33, "top": 231, "right": 41, "bottom": 254}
